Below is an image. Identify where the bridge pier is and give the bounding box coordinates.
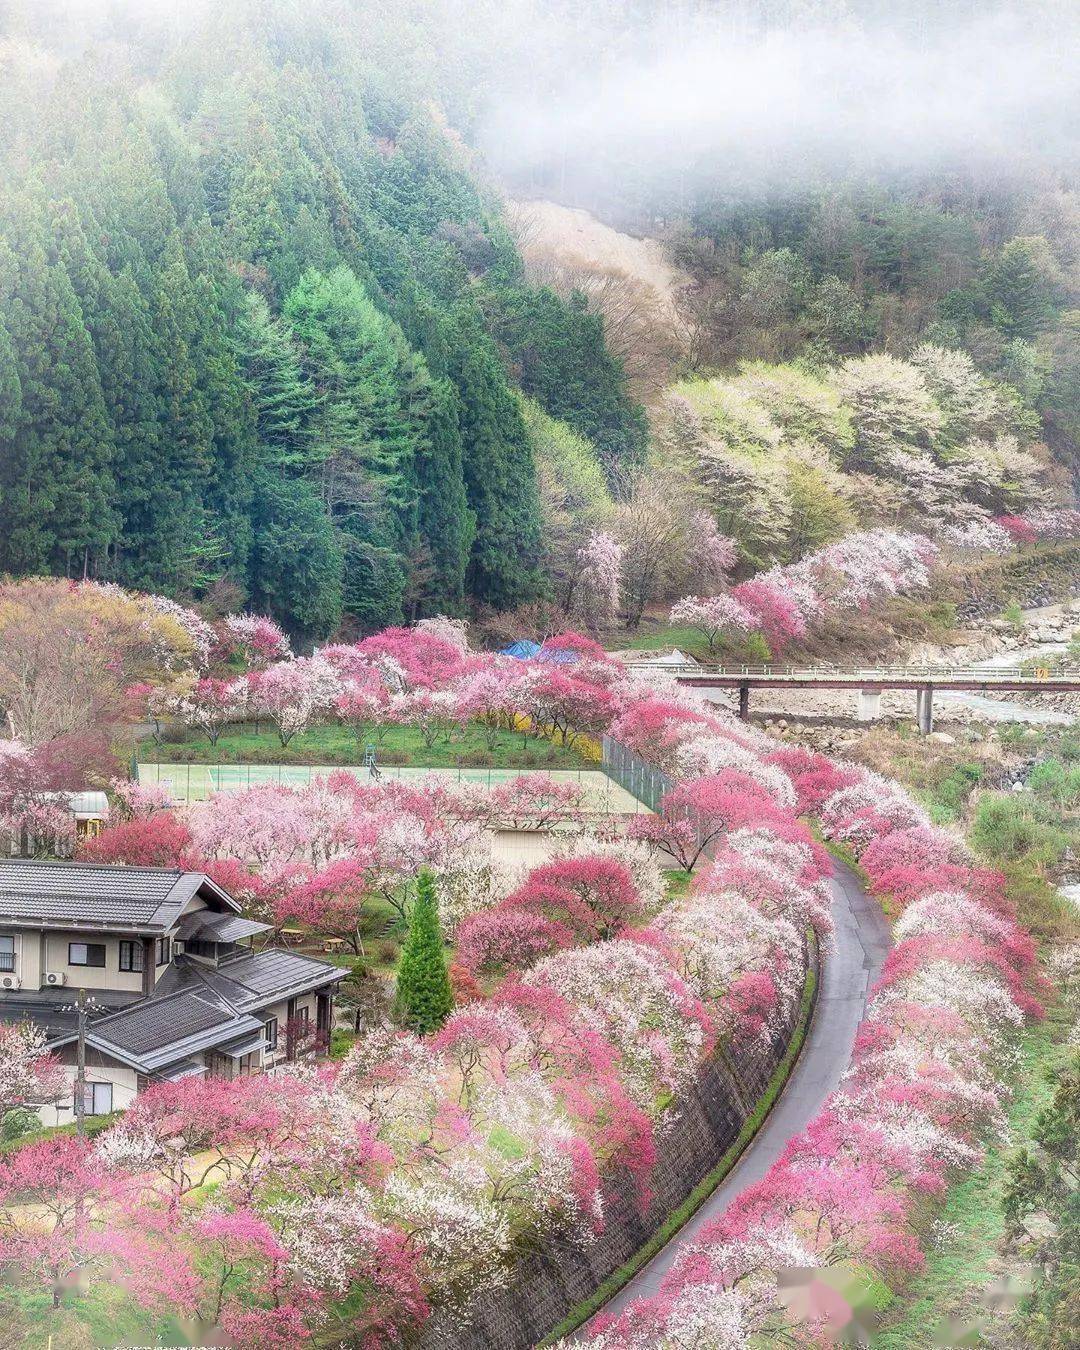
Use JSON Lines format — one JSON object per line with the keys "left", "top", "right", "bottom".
{"left": 738, "top": 684, "right": 750, "bottom": 721}
{"left": 856, "top": 689, "right": 882, "bottom": 722}
{"left": 916, "top": 686, "right": 934, "bottom": 735}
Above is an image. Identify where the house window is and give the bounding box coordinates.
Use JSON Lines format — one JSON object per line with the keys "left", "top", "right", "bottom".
{"left": 296, "top": 1005, "right": 310, "bottom": 1029}
{"left": 264, "top": 1016, "right": 278, "bottom": 1051}
{"left": 0, "top": 936, "right": 14, "bottom": 974}
{"left": 155, "top": 936, "right": 172, "bottom": 967}
{"left": 118, "top": 941, "right": 144, "bottom": 973}
{"left": 79, "top": 1081, "right": 113, "bottom": 1116}
{"left": 68, "top": 942, "right": 106, "bottom": 968}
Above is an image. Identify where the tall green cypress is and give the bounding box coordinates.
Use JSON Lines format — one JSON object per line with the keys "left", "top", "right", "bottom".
{"left": 491, "top": 286, "right": 648, "bottom": 472}
{"left": 284, "top": 265, "right": 429, "bottom": 626}
{"left": 184, "top": 224, "right": 258, "bottom": 587}
{"left": 393, "top": 869, "right": 453, "bottom": 1036}
{"left": 447, "top": 311, "right": 545, "bottom": 609}
{"left": 147, "top": 230, "right": 214, "bottom": 589}
{"left": 249, "top": 473, "right": 343, "bottom": 645}
{"left": 0, "top": 313, "right": 22, "bottom": 447}
{"left": 414, "top": 378, "right": 474, "bottom": 613}
{"left": 0, "top": 207, "right": 115, "bottom": 576}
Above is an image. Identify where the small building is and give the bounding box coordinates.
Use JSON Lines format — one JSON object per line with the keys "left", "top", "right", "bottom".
{"left": 0, "top": 860, "right": 342, "bottom": 1124}
{"left": 65, "top": 791, "right": 110, "bottom": 843}
{"left": 2, "top": 790, "right": 110, "bottom": 859}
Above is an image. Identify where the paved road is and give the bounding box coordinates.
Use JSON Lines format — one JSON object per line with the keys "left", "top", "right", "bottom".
{"left": 581, "top": 860, "right": 892, "bottom": 1331}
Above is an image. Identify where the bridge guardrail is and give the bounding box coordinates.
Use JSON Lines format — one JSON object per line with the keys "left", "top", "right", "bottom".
{"left": 625, "top": 662, "right": 1080, "bottom": 682}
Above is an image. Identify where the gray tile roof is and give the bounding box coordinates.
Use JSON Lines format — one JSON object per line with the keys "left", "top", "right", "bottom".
{"left": 0, "top": 989, "right": 140, "bottom": 1039}
{"left": 175, "top": 911, "right": 269, "bottom": 943}
{"left": 0, "top": 861, "right": 238, "bottom": 932}
{"left": 161, "top": 948, "right": 343, "bottom": 1011}
{"left": 92, "top": 991, "right": 232, "bottom": 1056}
{"left": 76, "top": 990, "right": 265, "bottom": 1073}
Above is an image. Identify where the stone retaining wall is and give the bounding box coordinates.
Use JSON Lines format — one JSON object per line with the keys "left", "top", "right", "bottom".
{"left": 417, "top": 942, "right": 817, "bottom": 1350}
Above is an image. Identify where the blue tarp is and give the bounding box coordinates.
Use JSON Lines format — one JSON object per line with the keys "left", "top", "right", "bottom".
{"left": 500, "top": 639, "right": 542, "bottom": 659}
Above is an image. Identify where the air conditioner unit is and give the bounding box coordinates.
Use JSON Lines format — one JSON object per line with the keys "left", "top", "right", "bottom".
{"left": 43, "top": 971, "right": 67, "bottom": 987}
{"left": 0, "top": 975, "right": 21, "bottom": 990}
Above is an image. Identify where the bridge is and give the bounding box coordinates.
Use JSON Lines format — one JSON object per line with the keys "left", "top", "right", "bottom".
{"left": 624, "top": 663, "right": 1080, "bottom": 733}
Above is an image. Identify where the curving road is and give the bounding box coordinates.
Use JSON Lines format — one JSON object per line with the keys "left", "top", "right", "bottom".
{"left": 581, "top": 860, "right": 892, "bottom": 1331}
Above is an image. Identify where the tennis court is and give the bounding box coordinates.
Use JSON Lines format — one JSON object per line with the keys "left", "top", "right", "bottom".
{"left": 138, "top": 763, "right": 649, "bottom": 814}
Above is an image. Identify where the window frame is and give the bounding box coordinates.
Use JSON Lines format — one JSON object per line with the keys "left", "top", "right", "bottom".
{"left": 68, "top": 941, "right": 106, "bottom": 969}
{"left": 0, "top": 935, "right": 14, "bottom": 974}
{"left": 155, "top": 936, "right": 172, "bottom": 967}
{"left": 118, "top": 940, "right": 144, "bottom": 974}
{"left": 80, "top": 1081, "right": 113, "bottom": 1117}
{"left": 264, "top": 1016, "right": 278, "bottom": 1051}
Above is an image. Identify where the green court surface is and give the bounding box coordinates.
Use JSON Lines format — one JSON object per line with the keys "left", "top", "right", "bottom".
{"left": 138, "top": 763, "right": 649, "bottom": 814}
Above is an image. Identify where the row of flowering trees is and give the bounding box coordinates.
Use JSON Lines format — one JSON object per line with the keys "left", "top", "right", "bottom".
{"left": 671, "top": 528, "right": 941, "bottom": 656}
{"left": 0, "top": 642, "right": 840, "bottom": 1344}
{"left": 671, "top": 505, "right": 1080, "bottom": 657}
{"left": 82, "top": 769, "right": 594, "bottom": 949}
{"left": 144, "top": 625, "right": 621, "bottom": 752}
{"left": 581, "top": 702, "right": 1043, "bottom": 1347}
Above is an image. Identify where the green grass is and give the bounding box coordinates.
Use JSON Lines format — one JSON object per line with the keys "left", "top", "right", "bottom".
{"left": 0, "top": 1111, "right": 120, "bottom": 1155}
{"left": 870, "top": 1021, "right": 1062, "bottom": 1349}
{"left": 603, "top": 623, "right": 715, "bottom": 657}
{"left": 141, "top": 721, "right": 590, "bottom": 769}
{"left": 5, "top": 1282, "right": 194, "bottom": 1348}
{"left": 540, "top": 959, "right": 819, "bottom": 1345}
{"left": 662, "top": 869, "right": 693, "bottom": 900}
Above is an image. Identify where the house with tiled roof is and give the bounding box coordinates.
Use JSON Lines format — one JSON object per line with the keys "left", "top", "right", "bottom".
{"left": 0, "top": 860, "right": 343, "bottom": 1124}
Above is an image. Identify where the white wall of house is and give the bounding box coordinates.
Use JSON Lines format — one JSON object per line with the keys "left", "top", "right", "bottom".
{"left": 38, "top": 932, "right": 150, "bottom": 993}
{"left": 260, "top": 991, "right": 318, "bottom": 1068}
{"left": 39, "top": 1059, "right": 139, "bottom": 1128}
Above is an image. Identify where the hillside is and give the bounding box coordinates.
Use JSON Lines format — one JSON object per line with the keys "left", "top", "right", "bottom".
{"left": 0, "top": 1, "right": 645, "bottom": 643}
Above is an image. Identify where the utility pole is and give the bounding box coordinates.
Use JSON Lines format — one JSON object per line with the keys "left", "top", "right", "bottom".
{"left": 74, "top": 987, "right": 87, "bottom": 1137}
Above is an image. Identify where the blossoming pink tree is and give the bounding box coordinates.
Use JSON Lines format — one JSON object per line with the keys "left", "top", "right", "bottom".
{"left": 0, "top": 1022, "right": 68, "bottom": 1119}
{"left": 669, "top": 593, "right": 759, "bottom": 654}
{"left": 573, "top": 530, "right": 623, "bottom": 631}
{"left": 219, "top": 614, "right": 292, "bottom": 668}
{"left": 685, "top": 510, "right": 738, "bottom": 593}
{"left": 245, "top": 656, "right": 341, "bottom": 746}
{"left": 160, "top": 676, "right": 247, "bottom": 746}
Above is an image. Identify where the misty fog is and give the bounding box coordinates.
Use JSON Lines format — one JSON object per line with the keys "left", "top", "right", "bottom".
{"left": 479, "top": 4, "right": 1080, "bottom": 205}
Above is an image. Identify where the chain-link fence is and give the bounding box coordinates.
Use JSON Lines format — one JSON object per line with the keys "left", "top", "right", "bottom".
{"left": 139, "top": 760, "right": 650, "bottom": 813}
{"left": 601, "top": 736, "right": 673, "bottom": 812}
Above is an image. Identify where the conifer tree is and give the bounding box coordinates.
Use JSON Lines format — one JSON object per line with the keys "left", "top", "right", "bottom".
{"left": 392, "top": 869, "right": 453, "bottom": 1036}
{"left": 0, "top": 205, "right": 115, "bottom": 576}
{"left": 239, "top": 292, "right": 320, "bottom": 468}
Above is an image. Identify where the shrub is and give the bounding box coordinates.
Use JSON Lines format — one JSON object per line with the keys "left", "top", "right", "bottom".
{"left": 971, "top": 795, "right": 1070, "bottom": 866}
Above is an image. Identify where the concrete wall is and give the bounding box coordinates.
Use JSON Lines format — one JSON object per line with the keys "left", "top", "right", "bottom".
{"left": 487, "top": 828, "right": 562, "bottom": 872}
{"left": 418, "top": 944, "right": 815, "bottom": 1350}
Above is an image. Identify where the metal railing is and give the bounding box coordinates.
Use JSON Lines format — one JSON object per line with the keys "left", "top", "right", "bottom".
{"left": 625, "top": 661, "right": 1080, "bottom": 683}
